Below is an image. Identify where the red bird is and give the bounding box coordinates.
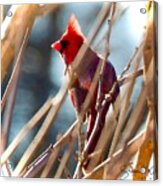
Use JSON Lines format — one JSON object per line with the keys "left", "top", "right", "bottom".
{"left": 51, "top": 15, "right": 119, "bottom": 157}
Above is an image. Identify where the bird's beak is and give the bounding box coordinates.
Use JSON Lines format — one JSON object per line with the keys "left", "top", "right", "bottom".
{"left": 51, "top": 41, "right": 62, "bottom": 52}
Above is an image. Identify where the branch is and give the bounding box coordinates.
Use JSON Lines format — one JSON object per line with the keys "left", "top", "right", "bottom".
{"left": 1, "top": 4, "right": 61, "bottom": 82}
{"left": 134, "top": 1, "right": 158, "bottom": 180}
{"left": 73, "top": 3, "right": 117, "bottom": 178}
{"left": 23, "top": 144, "right": 53, "bottom": 177}
{"left": 1, "top": 28, "right": 30, "bottom": 153}
{"left": 83, "top": 38, "right": 144, "bottom": 173}
{"left": 1, "top": 28, "right": 29, "bottom": 110}
{"left": 12, "top": 94, "right": 66, "bottom": 176}
{"left": 1, "top": 161, "right": 13, "bottom": 176}
{"left": 1, "top": 5, "right": 40, "bottom": 82}
{"left": 1, "top": 98, "right": 52, "bottom": 165}
{"left": 40, "top": 134, "right": 62, "bottom": 178}
{"left": 84, "top": 131, "right": 145, "bottom": 179}
{"left": 19, "top": 67, "right": 143, "bottom": 178}
{"left": 117, "top": 85, "right": 147, "bottom": 149}
{"left": 108, "top": 40, "right": 144, "bottom": 157}
{"left": 54, "top": 140, "right": 75, "bottom": 178}
{"left": 84, "top": 114, "right": 154, "bottom": 180}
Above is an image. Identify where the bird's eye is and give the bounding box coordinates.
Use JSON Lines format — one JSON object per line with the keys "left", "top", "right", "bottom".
{"left": 60, "top": 40, "right": 69, "bottom": 49}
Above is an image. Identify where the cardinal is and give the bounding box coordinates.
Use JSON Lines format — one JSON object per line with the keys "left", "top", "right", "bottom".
{"left": 51, "top": 15, "right": 119, "bottom": 158}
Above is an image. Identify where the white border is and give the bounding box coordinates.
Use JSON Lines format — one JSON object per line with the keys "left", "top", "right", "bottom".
{"left": 1, "top": 0, "right": 162, "bottom": 186}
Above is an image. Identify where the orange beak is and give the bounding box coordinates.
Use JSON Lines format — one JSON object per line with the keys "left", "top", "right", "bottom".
{"left": 51, "top": 41, "right": 62, "bottom": 52}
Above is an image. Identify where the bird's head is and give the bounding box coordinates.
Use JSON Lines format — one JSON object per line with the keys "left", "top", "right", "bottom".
{"left": 51, "top": 15, "right": 85, "bottom": 66}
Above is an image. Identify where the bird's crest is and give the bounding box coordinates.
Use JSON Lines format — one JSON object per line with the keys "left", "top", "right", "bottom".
{"left": 66, "top": 14, "right": 83, "bottom": 36}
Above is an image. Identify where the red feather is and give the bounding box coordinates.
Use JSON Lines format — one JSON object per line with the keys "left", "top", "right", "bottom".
{"left": 51, "top": 15, "right": 120, "bottom": 166}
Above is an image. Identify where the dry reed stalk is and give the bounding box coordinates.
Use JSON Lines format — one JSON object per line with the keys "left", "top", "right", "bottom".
{"left": 85, "top": 40, "right": 144, "bottom": 177}
{"left": 23, "top": 144, "right": 53, "bottom": 177}
{"left": 1, "top": 161, "right": 13, "bottom": 177}
{"left": 1, "top": 85, "right": 18, "bottom": 153}
{"left": 40, "top": 147, "right": 60, "bottom": 178}
{"left": 22, "top": 120, "right": 78, "bottom": 178}
{"left": 85, "top": 103, "right": 117, "bottom": 173}
{"left": 1, "top": 27, "right": 30, "bottom": 111}
{"left": 13, "top": 94, "right": 66, "bottom": 176}
{"left": 107, "top": 41, "right": 144, "bottom": 157}
{"left": 133, "top": 1, "right": 157, "bottom": 180}
{"left": 54, "top": 139, "right": 76, "bottom": 178}
{"left": 104, "top": 50, "right": 143, "bottom": 178}
{"left": 83, "top": 130, "right": 145, "bottom": 179}
{"left": 95, "top": 3, "right": 129, "bottom": 50}
{"left": 84, "top": 38, "right": 144, "bottom": 171}
{"left": 84, "top": 67, "right": 143, "bottom": 172}
{"left": 6, "top": 3, "right": 112, "bottom": 177}
{"left": 79, "top": 3, "right": 116, "bottom": 174}
{"left": 1, "top": 4, "right": 61, "bottom": 82}
{"left": 40, "top": 134, "right": 62, "bottom": 178}
{"left": 133, "top": 137, "right": 154, "bottom": 180}
{"left": 1, "top": 5, "right": 39, "bottom": 82}
{"left": 63, "top": 166, "right": 72, "bottom": 178}
{"left": 133, "top": 104, "right": 155, "bottom": 180}
{"left": 1, "top": 28, "right": 30, "bottom": 154}
{"left": 78, "top": 3, "right": 116, "bottom": 174}
{"left": 107, "top": 109, "right": 154, "bottom": 180}
{"left": 84, "top": 109, "right": 154, "bottom": 180}
{"left": 117, "top": 85, "right": 147, "bottom": 149}
{"left": 118, "top": 68, "right": 143, "bottom": 86}
{"left": 21, "top": 65, "right": 143, "bottom": 178}
{"left": 1, "top": 98, "right": 52, "bottom": 165}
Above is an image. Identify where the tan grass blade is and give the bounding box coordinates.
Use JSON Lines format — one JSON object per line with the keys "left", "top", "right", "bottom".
{"left": 1, "top": 98, "right": 52, "bottom": 165}
{"left": 40, "top": 135, "right": 62, "bottom": 178}
{"left": 12, "top": 92, "right": 65, "bottom": 176}
{"left": 54, "top": 140, "right": 75, "bottom": 178}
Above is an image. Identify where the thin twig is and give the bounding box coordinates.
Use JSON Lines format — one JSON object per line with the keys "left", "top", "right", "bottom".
{"left": 19, "top": 66, "right": 143, "bottom": 178}
{"left": 73, "top": 58, "right": 104, "bottom": 178}
{"left": 89, "top": 43, "right": 145, "bottom": 170}
{"left": 22, "top": 120, "right": 78, "bottom": 178}
{"left": 84, "top": 66, "right": 143, "bottom": 172}
{"left": 54, "top": 139, "right": 75, "bottom": 178}
{"left": 79, "top": 3, "right": 116, "bottom": 174}
{"left": 1, "top": 4, "right": 61, "bottom": 82}
{"left": 1, "top": 161, "right": 13, "bottom": 176}
{"left": 84, "top": 131, "right": 146, "bottom": 179}
{"left": 14, "top": 3, "right": 114, "bottom": 177}
{"left": 72, "top": 3, "right": 116, "bottom": 178}
{"left": 57, "top": 157, "right": 72, "bottom": 178}
{"left": 1, "top": 28, "right": 30, "bottom": 111}
{"left": 118, "top": 67, "right": 143, "bottom": 86}
{"left": 133, "top": 1, "right": 157, "bottom": 180}
{"left": 108, "top": 41, "right": 144, "bottom": 157}
{"left": 1, "top": 28, "right": 30, "bottom": 153}
{"left": 40, "top": 134, "right": 62, "bottom": 178}
{"left": 23, "top": 145, "right": 53, "bottom": 178}
{"left": 84, "top": 114, "right": 154, "bottom": 180}
{"left": 13, "top": 99, "right": 65, "bottom": 176}
{"left": 117, "top": 85, "right": 147, "bottom": 149}
{"left": 1, "top": 5, "right": 40, "bottom": 82}
{"left": 1, "top": 98, "right": 52, "bottom": 165}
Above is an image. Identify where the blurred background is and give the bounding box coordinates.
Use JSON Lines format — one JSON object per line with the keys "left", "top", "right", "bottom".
{"left": 2, "top": 1, "right": 148, "bottom": 176}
